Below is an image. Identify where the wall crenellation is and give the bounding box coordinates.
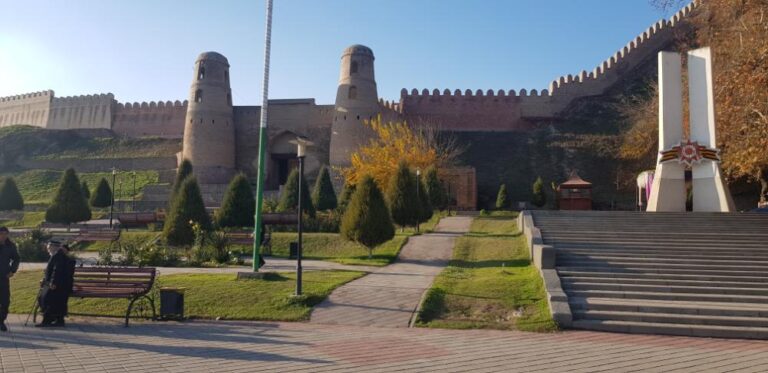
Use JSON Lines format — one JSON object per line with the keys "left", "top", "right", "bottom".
{"left": 0, "top": 90, "right": 54, "bottom": 102}
{"left": 117, "top": 100, "right": 188, "bottom": 110}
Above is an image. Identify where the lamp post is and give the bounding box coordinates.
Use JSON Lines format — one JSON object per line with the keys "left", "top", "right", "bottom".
{"left": 416, "top": 168, "right": 421, "bottom": 233}
{"left": 109, "top": 167, "right": 117, "bottom": 229}
{"left": 289, "top": 136, "right": 313, "bottom": 296}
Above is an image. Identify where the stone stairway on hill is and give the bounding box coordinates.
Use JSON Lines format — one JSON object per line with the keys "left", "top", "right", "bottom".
{"left": 532, "top": 210, "right": 768, "bottom": 339}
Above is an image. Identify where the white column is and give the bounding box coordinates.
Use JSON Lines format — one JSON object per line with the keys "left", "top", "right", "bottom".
{"left": 647, "top": 52, "right": 686, "bottom": 212}
{"left": 688, "top": 47, "right": 735, "bottom": 212}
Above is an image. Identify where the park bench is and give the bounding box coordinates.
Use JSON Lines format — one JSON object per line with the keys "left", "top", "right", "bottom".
{"left": 33, "top": 266, "right": 157, "bottom": 327}
{"left": 73, "top": 229, "right": 121, "bottom": 251}
{"left": 117, "top": 212, "right": 159, "bottom": 228}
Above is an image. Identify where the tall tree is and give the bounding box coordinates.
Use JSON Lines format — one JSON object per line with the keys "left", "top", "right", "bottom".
{"left": 215, "top": 174, "right": 255, "bottom": 228}
{"left": 386, "top": 161, "right": 420, "bottom": 229}
{"left": 0, "top": 177, "right": 24, "bottom": 211}
{"left": 45, "top": 168, "right": 91, "bottom": 224}
{"left": 81, "top": 180, "right": 91, "bottom": 200}
{"left": 495, "top": 184, "right": 508, "bottom": 210}
{"left": 340, "top": 175, "right": 394, "bottom": 258}
{"left": 424, "top": 166, "right": 447, "bottom": 211}
{"left": 532, "top": 177, "right": 546, "bottom": 208}
{"left": 90, "top": 177, "right": 113, "bottom": 208}
{"left": 417, "top": 176, "right": 433, "bottom": 226}
{"left": 277, "top": 168, "right": 315, "bottom": 217}
{"left": 172, "top": 159, "right": 194, "bottom": 197}
{"left": 312, "top": 166, "right": 337, "bottom": 211}
{"left": 164, "top": 176, "right": 210, "bottom": 246}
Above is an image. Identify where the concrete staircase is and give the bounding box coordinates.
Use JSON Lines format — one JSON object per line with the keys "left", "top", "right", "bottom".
{"left": 532, "top": 210, "right": 768, "bottom": 339}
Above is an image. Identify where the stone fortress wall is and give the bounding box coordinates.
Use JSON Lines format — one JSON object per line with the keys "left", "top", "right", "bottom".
{"left": 393, "top": 2, "right": 697, "bottom": 131}
{"left": 0, "top": 91, "right": 53, "bottom": 128}
{"left": 112, "top": 100, "right": 188, "bottom": 138}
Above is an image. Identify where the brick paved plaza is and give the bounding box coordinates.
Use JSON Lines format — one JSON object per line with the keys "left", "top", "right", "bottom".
{"left": 2, "top": 314, "right": 768, "bottom": 372}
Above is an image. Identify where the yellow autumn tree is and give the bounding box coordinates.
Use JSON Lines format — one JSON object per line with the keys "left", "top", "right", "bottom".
{"left": 340, "top": 116, "right": 437, "bottom": 188}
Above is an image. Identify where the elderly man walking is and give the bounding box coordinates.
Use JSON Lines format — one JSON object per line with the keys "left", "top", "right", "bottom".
{"left": 0, "top": 227, "right": 20, "bottom": 332}
{"left": 36, "top": 241, "right": 74, "bottom": 327}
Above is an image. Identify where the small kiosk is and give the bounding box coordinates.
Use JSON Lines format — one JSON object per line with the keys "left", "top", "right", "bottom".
{"left": 558, "top": 172, "right": 593, "bottom": 210}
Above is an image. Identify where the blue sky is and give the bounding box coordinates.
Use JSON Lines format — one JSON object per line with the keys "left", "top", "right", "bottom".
{"left": 0, "top": 0, "right": 680, "bottom": 105}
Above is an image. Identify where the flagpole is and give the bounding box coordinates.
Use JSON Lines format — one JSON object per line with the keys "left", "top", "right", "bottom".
{"left": 252, "top": 0, "right": 273, "bottom": 271}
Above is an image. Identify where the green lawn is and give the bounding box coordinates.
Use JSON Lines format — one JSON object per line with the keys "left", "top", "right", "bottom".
{"left": 268, "top": 232, "right": 409, "bottom": 266}
{"left": 8, "top": 270, "right": 363, "bottom": 321}
{"left": 1, "top": 169, "right": 159, "bottom": 205}
{"left": 0, "top": 211, "right": 46, "bottom": 228}
{"left": 415, "top": 212, "right": 557, "bottom": 332}
{"left": 76, "top": 230, "right": 162, "bottom": 252}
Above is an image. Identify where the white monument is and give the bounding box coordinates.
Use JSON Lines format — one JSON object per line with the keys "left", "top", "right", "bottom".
{"left": 647, "top": 47, "right": 735, "bottom": 212}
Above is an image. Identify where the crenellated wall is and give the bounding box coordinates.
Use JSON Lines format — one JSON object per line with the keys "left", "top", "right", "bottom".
{"left": 48, "top": 93, "right": 115, "bottom": 130}
{"left": 395, "top": 0, "right": 698, "bottom": 131}
{"left": 0, "top": 90, "right": 54, "bottom": 128}
{"left": 113, "top": 100, "right": 187, "bottom": 138}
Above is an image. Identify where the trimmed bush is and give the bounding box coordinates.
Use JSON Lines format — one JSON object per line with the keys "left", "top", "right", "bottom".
{"left": 172, "top": 159, "right": 193, "bottom": 197}
{"left": 417, "top": 177, "right": 433, "bottom": 226}
{"left": 424, "top": 166, "right": 447, "bottom": 210}
{"left": 0, "top": 177, "right": 24, "bottom": 211}
{"left": 81, "top": 181, "right": 91, "bottom": 200}
{"left": 277, "top": 168, "right": 315, "bottom": 218}
{"left": 387, "top": 161, "right": 420, "bottom": 229}
{"left": 45, "top": 168, "right": 91, "bottom": 224}
{"left": 164, "top": 176, "right": 211, "bottom": 246}
{"left": 337, "top": 183, "right": 356, "bottom": 213}
{"left": 496, "top": 184, "right": 509, "bottom": 210}
{"left": 312, "top": 166, "right": 337, "bottom": 211}
{"left": 90, "top": 177, "right": 113, "bottom": 208}
{"left": 532, "top": 177, "right": 546, "bottom": 208}
{"left": 215, "top": 174, "right": 255, "bottom": 228}
{"left": 340, "top": 175, "right": 394, "bottom": 258}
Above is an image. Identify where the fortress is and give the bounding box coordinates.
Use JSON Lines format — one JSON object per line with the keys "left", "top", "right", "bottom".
{"left": 0, "top": 2, "right": 698, "bottom": 207}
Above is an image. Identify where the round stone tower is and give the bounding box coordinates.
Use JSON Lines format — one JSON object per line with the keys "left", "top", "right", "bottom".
{"left": 329, "top": 44, "right": 380, "bottom": 169}
{"left": 181, "top": 51, "right": 236, "bottom": 184}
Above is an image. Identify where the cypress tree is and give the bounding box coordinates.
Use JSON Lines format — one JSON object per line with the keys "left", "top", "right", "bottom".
{"left": 215, "top": 174, "right": 255, "bottom": 228}
{"left": 337, "top": 183, "right": 356, "bottom": 213}
{"left": 90, "top": 177, "right": 113, "bottom": 208}
{"left": 172, "top": 159, "right": 194, "bottom": 197}
{"left": 424, "top": 166, "right": 447, "bottom": 210}
{"left": 496, "top": 184, "right": 508, "bottom": 210}
{"left": 46, "top": 168, "right": 91, "bottom": 224}
{"left": 164, "top": 176, "right": 211, "bottom": 246}
{"left": 312, "top": 166, "right": 337, "bottom": 211}
{"left": 532, "top": 177, "right": 546, "bottom": 207}
{"left": 417, "top": 177, "right": 433, "bottom": 226}
{"left": 81, "top": 180, "right": 91, "bottom": 200}
{"left": 341, "top": 175, "right": 394, "bottom": 258}
{"left": 387, "top": 161, "right": 420, "bottom": 229}
{"left": 277, "top": 168, "right": 315, "bottom": 217}
{"left": 0, "top": 177, "right": 24, "bottom": 211}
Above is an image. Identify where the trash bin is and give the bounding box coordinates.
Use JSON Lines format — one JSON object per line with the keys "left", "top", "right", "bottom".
{"left": 159, "top": 287, "right": 185, "bottom": 321}
{"left": 289, "top": 242, "right": 298, "bottom": 259}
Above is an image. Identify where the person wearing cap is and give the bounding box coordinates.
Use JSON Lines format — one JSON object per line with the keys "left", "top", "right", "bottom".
{"left": 0, "top": 226, "right": 19, "bottom": 332}
{"left": 36, "top": 241, "right": 74, "bottom": 327}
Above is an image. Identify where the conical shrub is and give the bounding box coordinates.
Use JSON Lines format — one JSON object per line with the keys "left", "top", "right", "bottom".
{"left": 424, "top": 166, "right": 447, "bottom": 211}
{"left": 215, "top": 174, "right": 255, "bottom": 228}
{"left": 386, "top": 161, "right": 420, "bottom": 228}
{"left": 312, "top": 166, "right": 337, "bottom": 211}
{"left": 172, "top": 159, "right": 193, "bottom": 197}
{"left": 90, "top": 178, "right": 113, "bottom": 208}
{"left": 0, "top": 177, "right": 24, "bottom": 211}
{"left": 277, "top": 168, "right": 315, "bottom": 217}
{"left": 417, "top": 177, "right": 433, "bottom": 225}
{"left": 532, "top": 177, "right": 546, "bottom": 207}
{"left": 46, "top": 169, "right": 91, "bottom": 224}
{"left": 341, "top": 175, "right": 394, "bottom": 258}
{"left": 496, "top": 184, "right": 508, "bottom": 210}
{"left": 164, "top": 176, "right": 211, "bottom": 246}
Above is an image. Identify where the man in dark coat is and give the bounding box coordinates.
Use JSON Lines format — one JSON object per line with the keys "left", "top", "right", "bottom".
{"left": 36, "top": 241, "right": 74, "bottom": 327}
{"left": 0, "top": 226, "right": 20, "bottom": 332}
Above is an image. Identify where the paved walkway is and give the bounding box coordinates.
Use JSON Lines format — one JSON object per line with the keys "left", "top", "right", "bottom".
{"left": 309, "top": 216, "right": 473, "bottom": 327}
{"left": 2, "top": 315, "right": 768, "bottom": 372}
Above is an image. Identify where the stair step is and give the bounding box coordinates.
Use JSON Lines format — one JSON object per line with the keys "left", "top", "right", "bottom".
{"left": 562, "top": 282, "right": 768, "bottom": 296}
{"left": 557, "top": 270, "right": 768, "bottom": 283}
{"left": 560, "top": 276, "right": 768, "bottom": 289}
{"left": 569, "top": 297, "right": 768, "bottom": 318}
{"left": 567, "top": 289, "right": 768, "bottom": 304}
{"left": 556, "top": 266, "right": 768, "bottom": 277}
{"left": 557, "top": 250, "right": 768, "bottom": 260}
{"left": 571, "top": 319, "right": 768, "bottom": 339}
{"left": 573, "top": 309, "right": 768, "bottom": 328}
{"left": 557, "top": 255, "right": 768, "bottom": 266}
